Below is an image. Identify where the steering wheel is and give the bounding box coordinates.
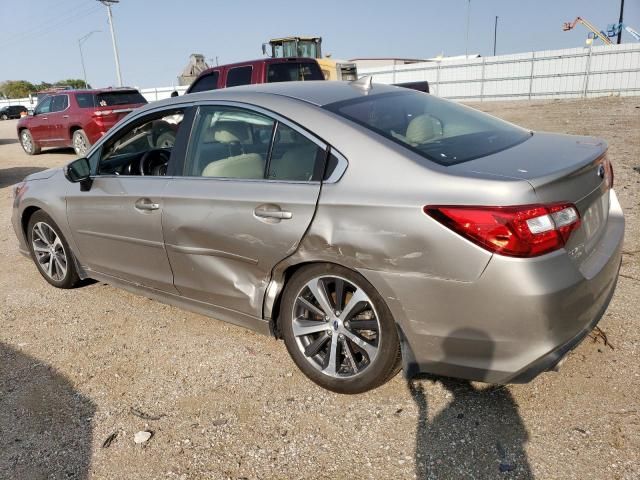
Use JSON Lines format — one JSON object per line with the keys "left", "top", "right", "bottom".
{"left": 139, "top": 149, "right": 170, "bottom": 176}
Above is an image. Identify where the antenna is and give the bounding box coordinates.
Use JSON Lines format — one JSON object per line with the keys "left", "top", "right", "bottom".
{"left": 351, "top": 75, "right": 373, "bottom": 92}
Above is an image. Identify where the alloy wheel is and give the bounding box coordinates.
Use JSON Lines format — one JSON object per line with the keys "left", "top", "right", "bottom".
{"left": 31, "top": 222, "right": 68, "bottom": 282}
{"left": 73, "top": 133, "right": 88, "bottom": 155}
{"left": 292, "top": 275, "right": 381, "bottom": 378}
{"left": 21, "top": 131, "right": 33, "bottom": 153}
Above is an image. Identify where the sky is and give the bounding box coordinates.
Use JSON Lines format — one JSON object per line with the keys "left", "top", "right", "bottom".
{"left": 1, "top": 0, "right": 639, "bottom": 89}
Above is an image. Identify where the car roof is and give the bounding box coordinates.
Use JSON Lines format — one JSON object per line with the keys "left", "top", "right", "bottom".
{"left": 172, "top": 80, "right": 405, "bottom": 109}
{"left": 196, "top": 57, "right": 320, "bottom": 75}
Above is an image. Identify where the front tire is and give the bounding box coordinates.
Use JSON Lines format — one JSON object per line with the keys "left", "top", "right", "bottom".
{"left": 27, "top": 211, "right": 80, "bottom": 289}
{"left": 72, "top": 129, "right": 90, "bottom": 156}
{"left": 20, "top": 129, "right": 41, "bottom": 155}
{"left": 1, "top": 114, "right": 7, "bottom": 120}
{"left": 280, "top": 263, "right": 401, "bottom": 394}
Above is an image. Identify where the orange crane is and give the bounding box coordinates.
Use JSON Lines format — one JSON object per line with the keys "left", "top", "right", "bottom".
{"left": 563, "top": 17, "right": 613, "bottom": 45}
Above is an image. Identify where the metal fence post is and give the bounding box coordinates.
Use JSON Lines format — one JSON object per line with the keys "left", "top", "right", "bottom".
{"left": 528, "top": 52, "right": 535, "bottom": 100}
{"left": 583, "top": 42, "right": 594, "bottom": 98}
{"left": 480, "top": 57, "right": 486, "bottom": 101}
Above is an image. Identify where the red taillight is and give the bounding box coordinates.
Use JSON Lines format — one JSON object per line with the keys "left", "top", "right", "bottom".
{"left": 603, "top": 157, "right": 614, "bottom": 189}
{"left": 424, "top": 203, "right": 581, "bottom": 257}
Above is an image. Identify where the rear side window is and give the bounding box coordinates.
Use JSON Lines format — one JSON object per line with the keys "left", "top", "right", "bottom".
{"left": 51, "top": 95, "right": 69, "bottom": 112}
{"left": 325, "top": 91, "right": 531, "bottom": 166}
{"left": 267, "top": 62, "right": 324, "bottom": 83}
{"left": 76, "top": 93, "right": 95, "bottom": 108}
{"left": 188, "top": 71, "right": 220, "bottom": 93}
{"left": 96, "top": 90, "right": 147, "bottom": 107}
{"left": 226, "top": 66, "right": 253, "bottom": 87}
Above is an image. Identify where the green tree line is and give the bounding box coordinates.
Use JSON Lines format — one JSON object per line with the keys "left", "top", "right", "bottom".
{"left": 0, "top": 79, "right": 90, "bottom": 99}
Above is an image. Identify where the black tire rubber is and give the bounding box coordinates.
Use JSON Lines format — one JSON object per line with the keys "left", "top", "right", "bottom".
{"left": 72, "top": 129, "right": 90, "bottom": 156}
{"left": 27, "top": 210, "right": 81, "bottom": 289}
{"left": 280, "top": 263, "right": 401, "bottom": 394}
{"left": 20, "top": 129, "right": 41, "bottom": 155}
{"left": 0, "top": 114, "right": 7, "bottom": 121}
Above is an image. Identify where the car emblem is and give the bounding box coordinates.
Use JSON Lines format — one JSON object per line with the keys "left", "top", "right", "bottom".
{"left": 333, "top": 320, "right": 339, "bottom": 331}
{"left": 597, "top": 165, "right": 606, "bottom": 179}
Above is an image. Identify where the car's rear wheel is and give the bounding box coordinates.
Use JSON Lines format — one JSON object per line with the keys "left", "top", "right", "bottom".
{"left": 27, "top": 211, "right": 80, "bottom": 289}
{"left": 20, "top": 129, "right": 41, "bottom": 155}
{"left": 280, "top": 263, "right": 401, "bottom": 394}
{"left": 72, "top": 129, "right": 90, "bottom": 156}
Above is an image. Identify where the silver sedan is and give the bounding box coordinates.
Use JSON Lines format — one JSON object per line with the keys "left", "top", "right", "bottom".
{"left": 11, "top": 80, "right": 624, "bottom": 393}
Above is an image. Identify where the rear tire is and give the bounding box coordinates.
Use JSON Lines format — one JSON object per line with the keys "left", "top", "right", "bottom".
{"left": 27, "top": 211, "right": 80, "bottom": 289}
{"left": 280, "top": 263, "right": 401, "bottom": 394}
{"left": 72, "top": 129, "right": 90, "bottom": 156}
{"left": 20, "top": 129, "right": 40, "bottom": 155}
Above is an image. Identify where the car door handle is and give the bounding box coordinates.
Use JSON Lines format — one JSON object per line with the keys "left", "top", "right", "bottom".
{"left": 42, "top": 117, "right": 48, "bottom": 120}
{"left": 62, "top": 115, "right": 69, "bottom": 118}
{"left": 254, "top": 206, "right": 293, "bottom": 220}
{"left": 134, "top": 198, "right": 160, "bottom": 211}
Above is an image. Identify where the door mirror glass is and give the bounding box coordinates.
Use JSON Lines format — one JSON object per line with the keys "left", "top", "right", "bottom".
{"left": 65, "top": 157, "right": 91, "bottom": 182}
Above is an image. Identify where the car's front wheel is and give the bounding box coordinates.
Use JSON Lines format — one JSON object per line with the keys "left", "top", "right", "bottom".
{"left": 0, "top": 114, "right": 8, "bottom": 120}
{"left": 20, "top": 129, "right": 41, "bottom": 155}
{"left": 280, "top": 263, "right": 401, "bottom": 394}
{"left": 72, "top": 129, "right": 90, "bottom": 156}
{"left": 27, "top": 211, "right": 80, "bottom": 289}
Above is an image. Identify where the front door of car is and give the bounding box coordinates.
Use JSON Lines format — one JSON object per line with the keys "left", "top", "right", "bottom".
{"left": 48, "top": 94, "right": 70, "bottom": 146}
{"left": 161, "top": 104, "right": 326, "bottom": 317}
{"left": 30, "top": 96, "right": 53, "bottom": 142}
{"left": 66, "top": 107, "right": 192, "bottom": 293}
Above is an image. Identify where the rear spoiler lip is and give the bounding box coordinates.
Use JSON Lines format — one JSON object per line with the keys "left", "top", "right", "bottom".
{"left": 393, "top": 80, "right": 430, "bottom": 93}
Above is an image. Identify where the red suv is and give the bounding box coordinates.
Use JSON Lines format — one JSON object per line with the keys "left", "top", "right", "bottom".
{"left": 185, "top": 57, "right": 324, "bottom": 94}
{"left": 17, "top": 88, "right": 147, "bottom": 156}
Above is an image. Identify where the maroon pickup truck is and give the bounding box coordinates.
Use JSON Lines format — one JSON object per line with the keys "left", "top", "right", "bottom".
{"left": 185, "top": 57, "right": 324, "bottom": 94}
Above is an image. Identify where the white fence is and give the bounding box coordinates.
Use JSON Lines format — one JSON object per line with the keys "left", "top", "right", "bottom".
{"left": 359, "top": 43, "right": 640, "bottom": 101}
{"left": 2, "top": 43, "right": 639, "bottom": 109}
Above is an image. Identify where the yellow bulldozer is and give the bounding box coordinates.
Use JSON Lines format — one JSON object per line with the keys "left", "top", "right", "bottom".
{"left": 262, "top": 36, "right": 357, "bottom": 81}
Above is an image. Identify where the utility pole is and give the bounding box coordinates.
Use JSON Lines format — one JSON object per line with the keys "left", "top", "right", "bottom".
{"left": 493, "top": 16, "right": 498, "bottom": 56}
{"left": 98, "top": 0, "right": 123, "bottom": 86}
{"left": 465, "top": 0, "right": 471, "bottom": 58}
{"left": 78, "top": 31, "right": 101, "bottom": 88}
{"left": 617, "top": 0, "right": 625, "bottom": 44}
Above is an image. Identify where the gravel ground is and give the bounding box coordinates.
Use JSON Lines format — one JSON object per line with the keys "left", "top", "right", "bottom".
{"left": 0, "top": 96, "right": 638, "bottom": 480}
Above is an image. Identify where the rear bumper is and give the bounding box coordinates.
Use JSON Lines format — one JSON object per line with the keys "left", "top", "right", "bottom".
{"left": 360, "top": 189, "right": 625, "bottom": 384}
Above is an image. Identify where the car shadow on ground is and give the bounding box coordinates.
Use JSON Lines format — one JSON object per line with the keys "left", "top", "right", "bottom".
{"left": 0, "top": 138, "right": 19, "bottom": 146}
{"left": 0, "top": 342, "right": 95, "bottom": 479}
{"left": 0, "top": 167, "right": 47, "bottom": 188}
{"left": 407, "top": 329, "right": 533, "bottom": 479}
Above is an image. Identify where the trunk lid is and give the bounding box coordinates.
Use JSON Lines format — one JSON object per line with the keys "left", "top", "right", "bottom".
{"left": 450, "top": 132, "right": 611, "bottom": 265}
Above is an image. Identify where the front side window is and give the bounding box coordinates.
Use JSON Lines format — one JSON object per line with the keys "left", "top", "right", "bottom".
{"left": 35, "top": 97, "right": 52, "bottom": 115}
{"left": 267, "top": 62, "right": 324, "bottom": 83}
{"left": 184, "top": 106, "right": 324, "bottom": 181}
{"left": 226, "top": 66, "right": 252, "bottom": 87}
{"left": 325, "top": 91, "right": 531, "bottom": 166}
{"left": 188, "top": 71, "right": 220, "bottom": 93}
{"left": 51, "top": 95, "right": 68, "bottom": 112}
{"left": 97, "top": 109, "right": 185, "bottom": 176}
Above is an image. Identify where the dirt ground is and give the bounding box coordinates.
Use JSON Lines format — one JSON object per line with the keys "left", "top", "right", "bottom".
{"left": 0, "top": 96, "right": 638, "bottom": 480}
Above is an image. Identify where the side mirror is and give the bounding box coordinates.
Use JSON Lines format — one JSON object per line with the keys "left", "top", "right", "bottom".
{"left": 64, "top": 157, "right": 93, "bottom": 191}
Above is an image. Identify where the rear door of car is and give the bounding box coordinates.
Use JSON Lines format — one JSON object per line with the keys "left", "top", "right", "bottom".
{"left": 161, "top": 102, "right": 327, "bottom": 319}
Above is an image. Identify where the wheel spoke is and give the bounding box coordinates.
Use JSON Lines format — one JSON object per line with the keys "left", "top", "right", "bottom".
{"left": 341, "top": 336, "right": 359, "bottom": 373}
{"left": 292, "top": 318, "right": 329, "bottom": 337}
{"left": 46, "top": 256, "right": 53, "bottom": 277}
{"left": 296, "top": 296, "right": 326, "bottom": 319}
{"left": 306, "top": 278, "right": 334, "bottom": 316}
{"left": 54, "top": 256, "right": 67, "bottom": 278}
{"left": 322, "top": 334, "right": 339, "bottom": 375}
{"left": 343, "top": 329, "right": 377, "bottom": 360}
{"left": 32, "top": 243, "right": 49, "bottom": 253}
{"left": 304, "top": 333, "right": 330, "bottom": 357}
{"left": 339, "top": 287, "right": 368, "bottom": 321}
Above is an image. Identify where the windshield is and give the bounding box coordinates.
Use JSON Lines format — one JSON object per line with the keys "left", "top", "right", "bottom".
{"left": 267, "top": 62, "right": 324, "bottom": 82}
{"left": 325, "top": 91, "right": 531, "bottom": 166}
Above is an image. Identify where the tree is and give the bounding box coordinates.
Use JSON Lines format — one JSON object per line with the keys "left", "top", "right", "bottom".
{"left": 0, "top": 80, "right": 36, "bottom": 99}
{"left": 56, "top": 79, "right": 91, "bottom": 89}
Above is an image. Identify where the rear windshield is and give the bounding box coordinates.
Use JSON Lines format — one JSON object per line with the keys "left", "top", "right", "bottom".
{"left": 267, "top": 62, "right": 324, "bottom": 83}
{"left": 96, "top": 91, "right": 147, "bottom": 107}
{"left": 324, "top": 91, "right": 531, "bottom": 166}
